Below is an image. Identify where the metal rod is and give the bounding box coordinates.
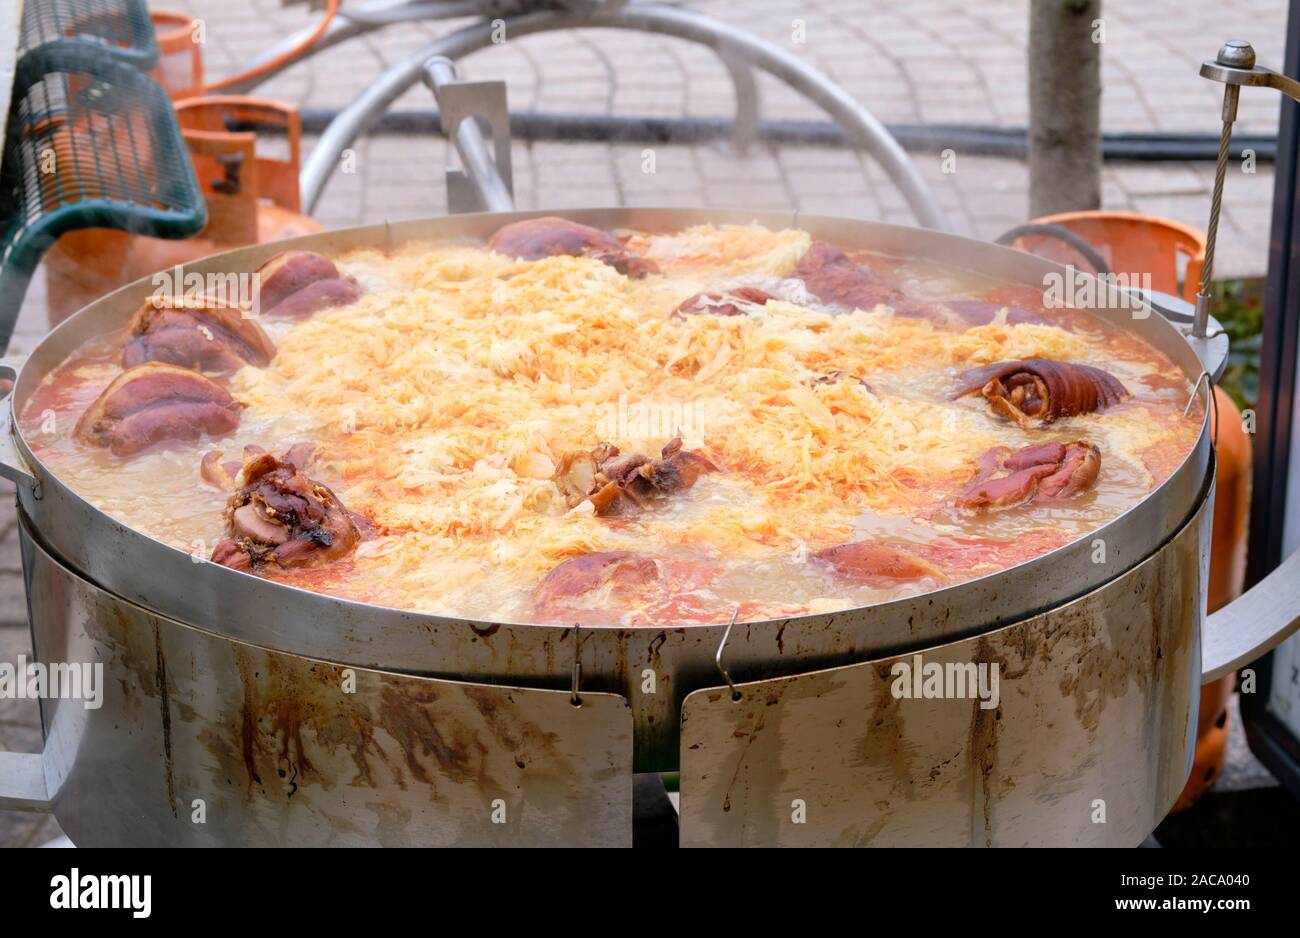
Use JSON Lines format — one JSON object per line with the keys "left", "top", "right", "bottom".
{"left": 421, "top": 57, "right": 515, "bottom": 213}
{"left": 300, "top": 4, "right": 949, "bottom": 229}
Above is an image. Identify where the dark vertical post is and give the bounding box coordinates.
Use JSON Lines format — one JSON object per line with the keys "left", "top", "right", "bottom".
{"left": 1251, "top": 8, "right": 1300, "bottom": 583}
{"left": 1240, "top": 0, "right": 1300, "bottom": 804}
{"left": 1028, "top": 0, "right": 1103, "bottom": 217}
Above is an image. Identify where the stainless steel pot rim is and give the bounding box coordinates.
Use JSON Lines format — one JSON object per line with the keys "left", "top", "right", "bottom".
{"left": 5, "top": 208, "right": 1214, "bottom": 656}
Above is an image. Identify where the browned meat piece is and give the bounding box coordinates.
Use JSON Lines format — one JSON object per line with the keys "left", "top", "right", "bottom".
{"left": 952, "top": 359, "right": 1128, "bottom": 428}
{"left": 790, "top": 241, "right": 910, "bottom": 312}
{"left": 955, "top": 440, "right": 1101, "bottom": 509}
{"left": 811, "top": 541, "right": 947, "bottom": 588}
{"left": 209, "top": 449, "right": 360, "bottom": 572}
{"left": 813, "top": 529, "right": 1073, "bottom": 587}
{"left": 255, "top": 251, "right": 340, "bottom": 312}
{"left": 75, "top": 363, "right": 242, "bottom": 457}
{"left": 200, "top": 442, "right": 315, "bottom": 491}
{"left": 534, "top": 551, "right": 660, "bottom": 617}
{"left": 606, "top": 254, "right": 660, "bottom": 279}
{"left": 210, "top": 538, "right": 252, "bottom": 572}
{"left": 552, "top": 436, "right": 716, "bottom": 516}
{"left": 264, "top": 278, "right": 362, "bottom": 319}
{"left": 1037, "top": 441, "right": 1102, "bottom": 499}
{"left": 532, "top": 551, "right": 734, "bottom": 625}
{"left": 1001, "top": 440, "right": 1068, "bottom": 470}
{"left": 487, "top": 216, "right": 660, "bottom": 278}
{"left": 672, "top": 286, "right": 776, "bottom": 318}
{"left": 123, "top": 295, "right": 276, "bottom": 375}
{"left": 489, "top": 216, "right": 620, "bottom": 259}
{"left": 250, "top": 250, "right": 361, "bottom": 319}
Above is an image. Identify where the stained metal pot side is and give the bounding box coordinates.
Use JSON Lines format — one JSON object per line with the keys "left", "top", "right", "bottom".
{"left": 16, "top": 471, "right": 1211, "bottom": 844}
{"left": 5, "top": 209, "right": 1214, "bottom": 769}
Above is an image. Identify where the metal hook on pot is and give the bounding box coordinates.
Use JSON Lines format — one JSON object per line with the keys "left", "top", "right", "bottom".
{"left": 570, "top": 622, "right": 583, "bottom": 708}
{"left": 715, "top": 608, "right": 742, "bottom": 702}
{"left": 1185, "top": 370, "right": 1221, "bottom": 451}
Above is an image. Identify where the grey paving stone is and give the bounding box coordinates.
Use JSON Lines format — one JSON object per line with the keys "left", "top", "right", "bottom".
{"left": 0, "top": 810, "right": 64, "bottom": 849}
{"left": 113, "top": 0, "right": 1282, "bottom": 279}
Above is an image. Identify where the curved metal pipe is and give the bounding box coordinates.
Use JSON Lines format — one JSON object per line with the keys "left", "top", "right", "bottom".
{"left": 300, "top": 3, "right": 947, "bottom": 229}
{"left": 718, "top": 48, "right": 760, "bottom": 155}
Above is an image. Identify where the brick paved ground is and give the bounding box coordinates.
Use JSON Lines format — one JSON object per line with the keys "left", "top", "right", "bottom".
{"left": 185, "top": 0, "right": 1283, "bottom": 275}
{"left": 1, "top": 0, "right": 1294, "bottom": 845}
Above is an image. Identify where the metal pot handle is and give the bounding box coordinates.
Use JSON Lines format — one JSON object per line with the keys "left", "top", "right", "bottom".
{"left": 0, "top": 360, "right": 51, "bottom": 812}
{"left": 1203, "top": 548, "right": 1300, "bottom": 682}
{"left": 0, "top": 361, "right": 38, "bottom": 492}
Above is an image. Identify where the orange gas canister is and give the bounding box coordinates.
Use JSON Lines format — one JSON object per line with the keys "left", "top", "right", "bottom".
{"left": 149, "top": 10, "right": 205, "bottom": 101}
{"left": 1170, "top": 386, "right": 1251, "bottom": 811}
{"left": 1011, "top": 210, "right": 1205, "bottom": 302}
{"left": 1013, "top": 212, "right": 1249, "bottom": 811}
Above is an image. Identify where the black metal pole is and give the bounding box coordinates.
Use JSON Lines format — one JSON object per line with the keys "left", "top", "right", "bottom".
{"left": 1241, "top": 0, "right": 1300, "bottom": 803}
{"left": 1251, "top": 0, "right": 1300, "bottom": 585}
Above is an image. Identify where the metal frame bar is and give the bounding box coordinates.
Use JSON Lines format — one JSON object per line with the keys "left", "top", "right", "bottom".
{"left": 422, "top": 57, "right": 515, "bottom": 213}
{"left": 232, "top": 1, "right": 760, "bottom": 157}
{"left": 1241, "top": 0, "right": 1300, "bottom": 803}
{"left": 280, "top": 2, "right": 946, "bottom": 229}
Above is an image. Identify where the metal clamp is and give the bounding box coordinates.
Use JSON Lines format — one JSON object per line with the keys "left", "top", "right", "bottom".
{"left": 421, "top": 56, "right": 515, "bottom": 214}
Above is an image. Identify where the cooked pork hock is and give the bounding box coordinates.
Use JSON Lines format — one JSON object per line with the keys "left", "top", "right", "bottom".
{"left": 553, "top": 436, "right": 717, "bottom": 516}
{"left": 123, "top": 295, "right": 276, "bottom": 375}
{"left": 956, "top": 440, "right": 1102, "bottom": 509}
{"left": 672, "top": 286, "right": 777, "bottom": 318}
{"left": 264, "top": 277, "right": 362, "bottom": 320}
{"left": 952, "top": 359, "right": 1128, "bottom": 428}
{"left": 74, "top": 363, "right": 242, "bottom": 457}
{"left": 814, "top": 529, "right": 1071, "bottom": 588}
{"left": 790, "top": 240, "right": 910, "bottom": 312}
{"left": 488, "top": 216, "right": 660, "bottom": 278}
{"left": 255, "top": 251, "right": 341, "bottom": 310}
{"left": 210, "top": 448, "right": 360, "bottom": 572}
{"left": 253, "top": 250, "right": 362, "bottom": 319}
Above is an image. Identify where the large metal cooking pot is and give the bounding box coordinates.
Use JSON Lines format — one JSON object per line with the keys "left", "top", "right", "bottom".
{"left": 1, "top": 208, "right": 1298, "bottom": 846}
